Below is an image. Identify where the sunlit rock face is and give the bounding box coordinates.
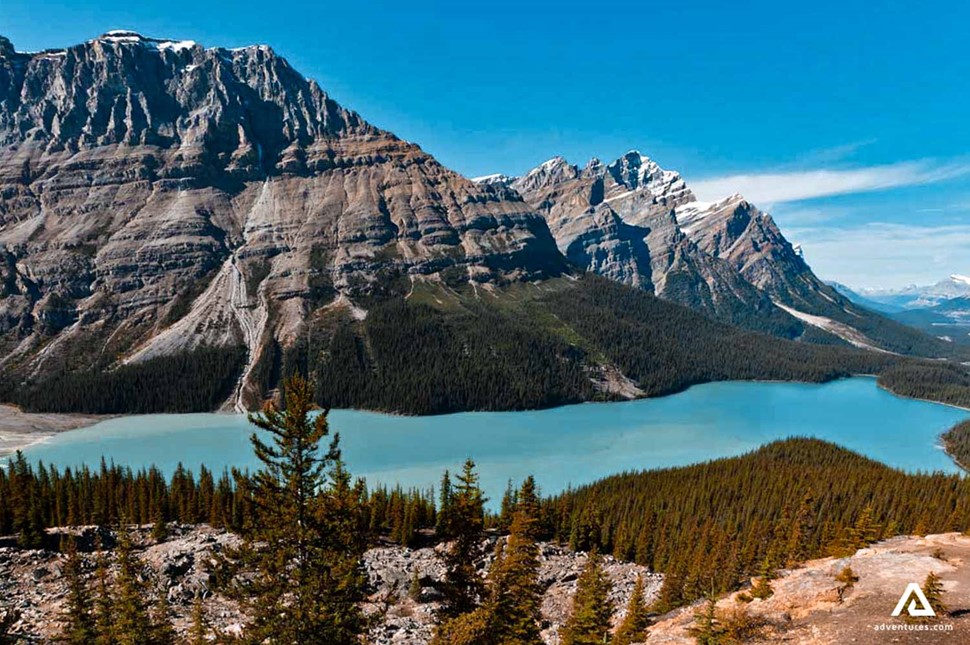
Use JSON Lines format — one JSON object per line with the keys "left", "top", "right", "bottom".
{"left": 0, "top": 32, "right": 568, "bottom": 404}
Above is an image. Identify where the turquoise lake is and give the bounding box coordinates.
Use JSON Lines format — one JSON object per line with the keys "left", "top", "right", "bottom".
{"left": 18, "top": 378, "right": 969, "bottom": 504}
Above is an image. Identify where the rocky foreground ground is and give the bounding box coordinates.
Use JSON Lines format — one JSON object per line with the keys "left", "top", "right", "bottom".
{"left": 3, "top": 526, "right": 970, "bottom": 644}
{"left": 0, "top": 524, "right": 659, "bottom": 644}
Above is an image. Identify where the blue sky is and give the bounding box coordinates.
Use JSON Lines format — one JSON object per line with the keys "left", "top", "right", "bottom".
{"left": 4, "top": 0, "right": 970, "bottom": 288}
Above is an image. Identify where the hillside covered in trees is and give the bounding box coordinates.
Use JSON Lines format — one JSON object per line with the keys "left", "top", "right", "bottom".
{"left": 2, "top": 276, "right": 969, "bottom": 415}
{"left": 4, "top": 425, "right": 970, "bottom": 640}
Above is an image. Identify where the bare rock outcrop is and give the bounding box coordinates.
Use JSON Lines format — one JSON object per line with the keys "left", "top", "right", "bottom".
{"left": 0, "top": 32, "right": 568, "bottom": 408}
{"left": 0, "top": 524, "right": 660, "bottom": 644}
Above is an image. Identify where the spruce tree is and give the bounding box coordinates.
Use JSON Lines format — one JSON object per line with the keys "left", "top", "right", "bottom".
{"left": 110, "top": 527, "right": 155, "bottom": 645}
{"left": 434, "top": 476, "right": 543, "bottom": 645}
{"left": 151, "top": 504, "right": 168, "bottom": 543}
{"left": 560, "top": 551, "right": 614, "bottom": 645}
{"left": 686, "top": 597, "right": 723, "bottom": 645}
{"left": 442, "top": 458, "right": 486, "bottom": 616}
{"left": 59, "top": 537, "right": 95, "bottom": 643}
{"left": 922, "top": 572, "right": 947, "bottom": 617}
{"left": 188, "top": 595, "right": 208, "bottom": 645}
{"left": 487, "top": 477, "right": 543, "bottom": 644}
{"left": 92, "top": 539, "right": 114, "bottom": 645}
{"left": 219, "top": 375, "right": 367, "bottom": 644}
{"left": 436, "top": 470, "right": 453, "bottom": 537}
{"left": 614, "top": 575, "right": 651, "bottom": 645}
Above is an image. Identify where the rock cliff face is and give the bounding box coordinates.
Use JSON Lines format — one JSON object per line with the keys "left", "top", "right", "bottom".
{"left": 507, "top": 153, "right": 801, "bottom": 337}
{"left": 0, "top": 32, "right": 567, "bottom": 408}
{"left": 503, "top": 153, "right": 953, "bottom": 354}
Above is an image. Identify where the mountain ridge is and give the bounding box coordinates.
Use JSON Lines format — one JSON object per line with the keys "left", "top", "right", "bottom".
{"left": 480, "top": 153, "right": 953, "bottom": 356}
{"left": 0, "top": 32, "right": 964, "bottom": 414}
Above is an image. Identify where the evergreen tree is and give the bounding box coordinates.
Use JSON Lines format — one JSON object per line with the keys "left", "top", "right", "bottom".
{"left": 436, "top": 470, "right": 453, "bottom": 537}
{"left": 219, "top": 375, "right": 367, "bottom": 644}
{"left": 188, "top": 595, "right": 208, "bottom": 645}
{"left": 560, "top": 551, "right": 614, "bottom": 645}
{"left": 686, "top": 597, "right": 723, "bottom": 645}
{"left": 149, "top": 592, "right": 177, "bottom": 645}
{"left": 59, "top": 537, "right": 95, "bottom": 644}
{"left": 12, "top": 452, "right": 45, "bottom": 548}
{"left": 614, "top": 575, "right": 651, "bottom": 645}
{"left": 151, "top": 505, "right": 168, "bottom": 543}
{"left": 498, "top": 479, "right": 517, "bottom": 532}
{"left": 92, "top": 539, "right": 114, "bottom": 645}
{"left": 922, "top": 572, "right": 947, "bottom": 618}
{"left": 486, "top": 477, "right": 543, "bottom": 644}
{"left": 434, "top": 476, "right": 543, "bottom": 645}
{"left": 442, "top": 458, "right": 486, "bottom": 616}
{"left": 409, "top": 570, "right": 423, "bottom": 602}
{"left": 110, "top": 527, "right": 156, "bottom": 645}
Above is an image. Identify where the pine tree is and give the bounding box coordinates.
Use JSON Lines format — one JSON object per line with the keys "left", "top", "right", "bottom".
{"left": 614, "top": 575, "right": 651, "bottom": 645}
{"left": 560, "top": 551, "right": 614, "bottom": 645}
{"left": 442, "top": 458, "right": 486, "bottom": 616}
{"left": 92, "top": 539, "right": 114, "bottom": 645}
{"left": 686, "top": 597, "right": 723, "bottom": 645}
{"left": 218, "top": 375, "right": 367, "bottom": 644}
{"left": 110, "top": 527, "right": 155, "bottom": 645}
{"left": 188, "top": 595, "right": 208, "bottom": 645}
{"left": 922, "top": 571, "right": 947, "bottom": 617}
{"left": 487, "top": 477, "right": 543, "bottom": 645}
{"left": 59, "top": 537, "right": 95, "bottom": 643}
{"left": 12, "top": 452, "right": 45, "bottom": 549}
{"left": 409, "top": 570, "right": 423, "bottom": 601}
{"left": 151, "top": 504, "right": 168, "bottom": 543}
{"left": 498, "top": 479, "right": 517, "bottom": 532}
{"left": 436, "top": 470, "right": 453, "bottom": 537}
{"left": 149, "top": 591, "right": 176, "bottom": 645}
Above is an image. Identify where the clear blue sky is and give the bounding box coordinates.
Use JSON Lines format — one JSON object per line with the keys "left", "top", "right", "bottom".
{"left": 4, "top": 0, "right": 970, "bottom": 288}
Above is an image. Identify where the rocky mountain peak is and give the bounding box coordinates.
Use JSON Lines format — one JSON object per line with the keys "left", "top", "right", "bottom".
{"left": 0, "top": 33, "right": 570, "bottom": 409}
{"left": 0, "top": 36, "right": 15, "bottom": 58}
{"left": 0, "top": 32, "right": 375, "bottom": 161}
{"left": 512, "top": 155, "right": 578, "bottom": 193}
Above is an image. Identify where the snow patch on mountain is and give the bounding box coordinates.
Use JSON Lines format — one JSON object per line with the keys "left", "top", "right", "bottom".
{"left": 774, "top": 302, "right": 889, "bottom": 352}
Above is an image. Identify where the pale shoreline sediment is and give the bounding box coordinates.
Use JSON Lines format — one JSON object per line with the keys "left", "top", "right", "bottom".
{"left": 0, "top": 405, "right": 107, "bottom": 460}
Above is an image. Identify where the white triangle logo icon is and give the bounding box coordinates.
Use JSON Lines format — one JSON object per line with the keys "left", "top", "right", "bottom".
{"left": 891, "top": 582, "right": 936, "bottom": 617}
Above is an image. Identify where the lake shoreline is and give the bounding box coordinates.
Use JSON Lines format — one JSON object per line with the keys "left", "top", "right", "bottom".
{"left": 5, "top": 375, "right": 969, "bottom": 468}
{"left": 0, "top": 405, "right": 111, "bottom": 460}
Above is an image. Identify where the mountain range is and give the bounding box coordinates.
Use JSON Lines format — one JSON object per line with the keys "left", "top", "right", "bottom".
{"left": 0, "top": 32, "right": 961, "bottom": 414}
{"left": 832, "top": 276, "right": 970, "bottom": 346}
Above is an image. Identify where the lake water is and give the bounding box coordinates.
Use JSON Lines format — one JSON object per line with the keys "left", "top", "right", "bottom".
{"left": 19, "top": 378, "right": 969, "bottom": 505}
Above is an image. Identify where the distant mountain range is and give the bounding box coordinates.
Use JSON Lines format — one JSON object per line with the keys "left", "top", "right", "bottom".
{"left": 831, "top": 277, "right": 970, "bottom": 346}
{"left": 0, "top": 32, "right": 959, "bottom": 413}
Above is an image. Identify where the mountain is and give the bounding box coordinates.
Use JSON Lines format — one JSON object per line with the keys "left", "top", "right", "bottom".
{"left": 838, "top": 277, "right": 970, "bottom": 346}
{"left": 497, "top": 154, "right": 951, "bottom": 356}
{"left": 828, "top": 282, "right": 903, "bottom": 314}
{"left": 856, "top": 275, "right": 970, "bottom": 310}
{"left": 0, "top": 33, "right": 960, "bottom": 415}
{"left": 0, "top": 32, "right": 569, "bottom": 410}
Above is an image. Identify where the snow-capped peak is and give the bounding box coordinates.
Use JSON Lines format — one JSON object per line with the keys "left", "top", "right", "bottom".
{"left": 951, "top": 274, "right": 970, "bottom": 286}
{"left": 472, "top": 173, "right": 515, "bottom": 185}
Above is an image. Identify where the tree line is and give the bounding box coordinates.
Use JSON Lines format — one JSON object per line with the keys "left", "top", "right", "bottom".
{"left": 542, "top": 437, "right": 970, "bottom": 610}
{"left": 4, "top": 276, "right": 970, "bottom": 416}
{"left": 3, "top": 377, "right": 968, "bottom": 642}
{"left": 942, "top": 419, "right": 970, "bottom": 470}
